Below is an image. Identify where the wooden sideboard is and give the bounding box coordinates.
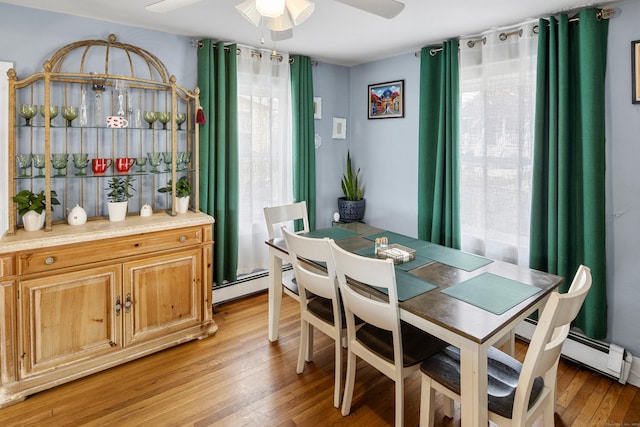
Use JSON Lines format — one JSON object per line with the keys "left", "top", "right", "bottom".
{"left": 0, "top": 212, "right": 216, "bottom": 408}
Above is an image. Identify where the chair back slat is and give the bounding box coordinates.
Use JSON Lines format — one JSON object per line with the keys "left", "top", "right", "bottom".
{"left": 512, "top": 264, "right": 592, "bottom": 423}
{"left": 329, "top": 242, "right": 400, "bottom": 334}
{"left": 264, "top": 201, "right": 309, "bottom": 239}
{"left": 282, "top": 227, "right": 337, "bottom": 301}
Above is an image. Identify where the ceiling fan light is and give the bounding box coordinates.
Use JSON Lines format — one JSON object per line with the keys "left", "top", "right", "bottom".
{"left": 271, "top": 28, "right": 294, "bottom": 41}
{"left": 256, "top": 0, "right": 285, "bottom": 18}
{"left": 235, "top": 0, "right": 262, "bottom": 26}
{"left": 285, "top": 0, "right": 315, "bottom": 25}
{"left": 267, "top": 11, "right": 293, "bottom": 32}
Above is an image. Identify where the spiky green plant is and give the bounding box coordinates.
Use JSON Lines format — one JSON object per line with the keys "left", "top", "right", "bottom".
{"left": 341, "top": 151, "right": 364, "bottom": 201}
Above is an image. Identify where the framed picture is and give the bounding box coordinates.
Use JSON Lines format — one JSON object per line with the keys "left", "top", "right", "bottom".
{"left": 368, "top": 79, "right": 404, "bottom": 119}
{"left": 332, "top": 117, "right": 347, "bottom": 139}
{"left": 633, "top": 40, "right": 640, "bottom": 104}
{"left": 313, "top": 97, "right": 322, "bottom": 119}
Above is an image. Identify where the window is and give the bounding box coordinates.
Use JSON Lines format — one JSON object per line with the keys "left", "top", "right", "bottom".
{"left": 459, "top": 26, "right": 538, "bottom": 265}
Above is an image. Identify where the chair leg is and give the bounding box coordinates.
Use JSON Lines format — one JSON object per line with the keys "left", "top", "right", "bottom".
{"left": 333, "top": 339, "right": 342, "bottom": 408}
{"left": 419, "top": 374, "right": 436, "bottom": 427}
{"left": 341, "top": 351, "right": 357, "bottom": 416}
{"left": 306, "top": 324, "right": 314, "bottom": 362}
{"left": 394, "top": 377, "right": 404, "bottom": 427}
{"left": 296, "top": 319, "right": 308, "bottom": 374}
{"left": 543, "top": 395, "right": 555, "bottom": 426}
{"left": 443, "top": 396, "right": 454, "bottom": 418}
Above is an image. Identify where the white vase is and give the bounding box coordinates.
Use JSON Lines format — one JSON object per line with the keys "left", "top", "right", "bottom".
{"left": 22, "top": 210, "right": 46, "bottom": 231}
{"left": 108, "top": 201, "right": 128, "bottom": 222}
{"left": 176, "top": 196, "right": 190, "bottom": 214}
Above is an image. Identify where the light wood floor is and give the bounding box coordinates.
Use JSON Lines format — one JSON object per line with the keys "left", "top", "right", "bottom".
{"left": 1, "top": 291, "right": 638, "bottom": 426}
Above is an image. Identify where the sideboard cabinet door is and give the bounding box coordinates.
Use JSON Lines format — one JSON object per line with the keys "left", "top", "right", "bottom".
{"left": 123, "top": 248, "right": 201, "bottom": 346}
{"left": 18, "top": 265, "right": 122, "bottom": 378}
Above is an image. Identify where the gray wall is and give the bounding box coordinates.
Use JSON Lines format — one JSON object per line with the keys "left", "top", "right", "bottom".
{"left": 311, "top": 62, "right": 350, "bottom": 229}
{"left": 0, "top": 4, "right": 196, "bottom": 87}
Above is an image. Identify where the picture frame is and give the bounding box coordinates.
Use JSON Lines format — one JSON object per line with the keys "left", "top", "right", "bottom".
{"left": 332, "top": 117, "right": 346, "bottom": 139}
{"left": 313, "top": 97, "right": 322, "bottom": 119}
{"left": 368, "top": 79, "right": 404, "bottom": 119}
{"left": 633, "top": 40, "right": 640, "bottom": 104}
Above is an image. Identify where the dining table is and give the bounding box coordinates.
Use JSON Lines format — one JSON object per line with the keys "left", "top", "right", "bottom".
{"left": 265, "top": 222, "right": 564, "bottom": 427}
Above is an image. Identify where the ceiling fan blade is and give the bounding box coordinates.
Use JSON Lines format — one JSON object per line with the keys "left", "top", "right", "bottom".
{"left": 146, "top": 0, "right": 203, "bottom": 13}
{"left": 335, "top": 0, "right": 405, "bottom": 19}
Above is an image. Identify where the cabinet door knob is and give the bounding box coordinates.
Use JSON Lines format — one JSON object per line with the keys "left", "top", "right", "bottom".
{"left": 179, "top": 235, "right": 187, "bottom": 243}
{"left": 115, "top": 296, "right": 121, "bottom": 316}
{"left": 45, "top": 257, "right": 55, "bottom": 265}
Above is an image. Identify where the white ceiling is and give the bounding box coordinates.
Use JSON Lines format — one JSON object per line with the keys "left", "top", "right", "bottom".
{"left": 0, "top": 0, "right": 618, "bottom": 66}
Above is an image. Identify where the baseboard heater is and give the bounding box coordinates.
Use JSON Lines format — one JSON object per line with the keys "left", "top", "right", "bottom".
{"left": 515, "top": 318, "right": 633, "bottom": 384}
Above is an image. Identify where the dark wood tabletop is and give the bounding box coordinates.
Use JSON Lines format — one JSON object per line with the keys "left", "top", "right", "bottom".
{"left": 266, "top": 222, "right": 564, "bottom": 345}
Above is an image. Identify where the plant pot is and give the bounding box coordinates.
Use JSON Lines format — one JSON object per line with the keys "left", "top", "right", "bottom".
{"left": 337, "top": 197, "right": 365, "bottom": 222}
{"left": 22, "top": 210, "right": 45, "bottom": 231}
{"left": 108, "top": 201, "right": 128, "bottom": 222}
{"left": 176, "top": 196, "right": 190, "bottom": 214}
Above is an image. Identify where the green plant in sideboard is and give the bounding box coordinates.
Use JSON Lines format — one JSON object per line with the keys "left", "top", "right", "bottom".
{"left": 106, "top": 176, "right": 135, "bottom": 202}
{"left": 341, "top": 151, "right": 364, "bottom": 201}
{"left": 157, "top": 176, "right": 192, "bottom": 198}
{"left": 12, "top": 190, "right": 60, "bottom": 216}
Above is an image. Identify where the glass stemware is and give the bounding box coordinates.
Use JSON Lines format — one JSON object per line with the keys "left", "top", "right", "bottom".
{"left": 148, "top": 152, "right": 162, "bottom": 173}
{"left": 32, "top": 154, "right": 46, "bottom": 177}
{"left": 16, "top": 154, "right": 32, "bottom": 177}
{"left": 51, "top": 153, "right": 69, "bottom": 177}
{"left": 19, "top": 104, "right": 38, "bottom": 126}
{"left": 156, "top": 112, "right": 170, "bottom": 130}
{"left": 62, "top": 106, "right": 79, "bottom": 127}
{"left": 135, "top": 156, "right": 147, "bottom": 172}
{"left": 143, "top": 111, "right": 157, "bottom": 129}
{"left": 175, "top": 113, "right": 186, "bottom": 130}
{"left": 72, "top": 153, "right": 90, "bottom": 176}
{"left": 39, "top": 105, "right": 59, "bottom": 126}
{"left": 162, "top": 151, "right": 172, "bottom": 172}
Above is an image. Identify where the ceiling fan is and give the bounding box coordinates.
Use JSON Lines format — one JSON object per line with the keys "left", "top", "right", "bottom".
{"left": 146, "top": 0, "right": 405, "bottom": 20}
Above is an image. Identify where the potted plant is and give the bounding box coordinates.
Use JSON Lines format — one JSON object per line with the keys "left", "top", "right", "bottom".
{"left": 338, "top": 151, "right": 365, "bottom": 222}
{"left": 106, "top": 176, "right": 135, "bottom": 221}
{"left": 158, "top": 176, "right": 192, "bottom": 214}
{"left": 12, "top": 189, "right": 60, "bottom": 231}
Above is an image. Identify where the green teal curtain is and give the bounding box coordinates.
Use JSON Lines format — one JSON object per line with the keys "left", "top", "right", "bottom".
{"left": 197, "top": 40, "right": 239, "bottom": 286}
{"left": 417, "top": 41, "right": 460, "bottom": 248}
{"left": 290, "top": 55, "right": 316, "bottom": 231}
{"left": 530, "top": 9, "right": 609, "bottom": 338}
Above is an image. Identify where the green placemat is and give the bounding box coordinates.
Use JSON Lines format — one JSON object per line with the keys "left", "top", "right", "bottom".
{"left": 371, "top": 270, "right": 438, "bottom": 302}
{"left": 303, "top": 227, "right": 358, "bottom": 241}
{"left": 441, "top": 273, "right": 541, "bottom": 315}
{"left": 363, "top": 231, "right": 430, "bottom": 250}
{"left": 354, "top": 246, "right": 376, "bottom": 258}
{"left": 415, "top": 244, "right": 492, "bottom": 272}
{"left": 395, "top": 255, "right": 433, "bottom": 271}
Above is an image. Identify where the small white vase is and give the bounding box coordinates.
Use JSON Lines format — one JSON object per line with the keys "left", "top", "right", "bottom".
{"left": 108, "top": 201, "right": 128, "bottom": 222}
{"left": 22, "top": 210, "right": 45, "bottom": 231}
{"left": 176, "top": 196, "right": 190, "bottom": 214}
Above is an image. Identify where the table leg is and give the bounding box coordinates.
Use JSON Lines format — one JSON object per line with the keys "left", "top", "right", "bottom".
{"left": 459, "top": 343, "right": 489, "bottom": 427}
{"left": 268, "top": 248, "right": 284, "bottom": 342}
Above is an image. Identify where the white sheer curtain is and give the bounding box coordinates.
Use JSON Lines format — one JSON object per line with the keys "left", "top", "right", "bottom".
{"left": 236, "top": 47, "right": 293, "bottom": 276}
{"left": 459, "top": 23, "right": 538, "bottom": 266}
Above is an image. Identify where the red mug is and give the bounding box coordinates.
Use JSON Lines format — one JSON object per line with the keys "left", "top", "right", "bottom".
{"left": 92, "top": 158, "right": 112, "bottom": 174}
{"left": 115, "top": 157, "right": 135, "bottom": 173}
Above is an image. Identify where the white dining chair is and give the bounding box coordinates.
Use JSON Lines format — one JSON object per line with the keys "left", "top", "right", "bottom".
{"left": 419, "top": 264, "right": 592, "bottom": 427}
{"left": 282, "top": 227, "right": 346, "bottom": 408}
{"left": 329, "top": 241, "right": 448, "bottom": 427}
{"left": 264, "top": 201, "right": 310, "bottom": 300}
